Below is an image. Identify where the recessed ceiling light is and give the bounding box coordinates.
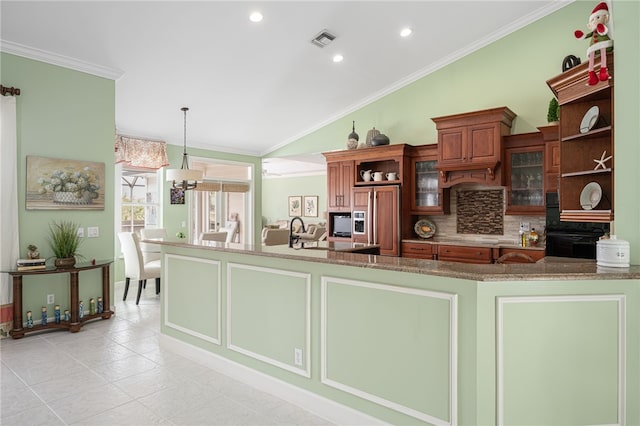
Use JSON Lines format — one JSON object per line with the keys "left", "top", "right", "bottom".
{"left": 333, "top": 54, "right": 344, "bottom": 63}
{"left": 249, "top": 11, "right": 263, "bottom": 23}
{"left": 400, "top": 28, "right": 413, "bottom": 37}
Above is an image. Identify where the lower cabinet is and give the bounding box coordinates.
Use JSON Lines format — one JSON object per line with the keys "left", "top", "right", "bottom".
{"left": 401, "top": 241, "right": 435, "bottom": 259}
{"left": 496, "top": 247, "right": 545, "bottom": 263}
{"left": 438, "top": 244, "right": 493, "bottom": 264}
{"left": 401, "top": 242, "right": 546, "bottom": 264}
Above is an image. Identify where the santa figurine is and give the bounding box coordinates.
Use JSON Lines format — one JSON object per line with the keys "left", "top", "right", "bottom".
{"left": 575, "top": 2, "right": 613, "bottom": 85}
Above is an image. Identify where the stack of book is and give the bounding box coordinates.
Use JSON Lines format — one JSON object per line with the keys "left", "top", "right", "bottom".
{"left": 16, "top": 258, "right": 47, "bottom": 271}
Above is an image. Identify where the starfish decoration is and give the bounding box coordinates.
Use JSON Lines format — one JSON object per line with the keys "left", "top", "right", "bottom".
{"left": 593, "top": 150, "right": 612, "bottom": 170}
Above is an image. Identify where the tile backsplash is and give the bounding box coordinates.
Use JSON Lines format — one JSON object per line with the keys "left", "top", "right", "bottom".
{"left": 456, "top": 189, "right": 503, "bottom": 235}
{"left": 423, "top": 184, "right": 546, "bottom": 245}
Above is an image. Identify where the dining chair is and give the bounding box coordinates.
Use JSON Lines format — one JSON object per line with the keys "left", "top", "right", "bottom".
{"left": 200, "top": 231, "right": 228, "bottom": 242}
{"left": 219, "top": 220, "right": 239, "bottom": 243}
{"left": 139, "top": 227, "right": 167, "bottom": 263}
{"left": 118, "top": 232, "right": 161, "bottom": 305}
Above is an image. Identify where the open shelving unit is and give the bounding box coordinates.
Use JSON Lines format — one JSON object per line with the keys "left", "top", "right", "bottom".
{"left": 547, "top": 53, "right": 614, "bottom": 223}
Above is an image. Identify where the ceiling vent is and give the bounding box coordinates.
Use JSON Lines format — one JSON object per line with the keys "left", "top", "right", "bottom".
{"left": 311, "top": 30, "right": 336, "bottom": 48}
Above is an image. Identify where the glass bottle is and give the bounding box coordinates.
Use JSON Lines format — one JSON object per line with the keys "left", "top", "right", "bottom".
{"left": 529, "top": 228, "right": 539, "bottom": 246}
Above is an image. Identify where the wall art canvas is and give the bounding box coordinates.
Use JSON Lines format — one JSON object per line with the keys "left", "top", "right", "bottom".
{"left": 303, "top": 195, "right": 318, "bottom": 217}
{"left": 26, "top": 156, "right": 105, "bottom": 210}
{"left": 170, "top": 188, "right": 185, "bottom": 205}
{"left": 288, "top": 196, "right": 302, "bottom": 217}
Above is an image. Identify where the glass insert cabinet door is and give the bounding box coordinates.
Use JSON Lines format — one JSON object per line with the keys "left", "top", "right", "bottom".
{"left": 415, "top": 159, "right": 439, "bottom": 207}
{"left": 509, "top": 150, "right": 543, "bottom": 206}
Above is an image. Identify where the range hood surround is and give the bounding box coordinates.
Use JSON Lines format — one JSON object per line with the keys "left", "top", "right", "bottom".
{"left": 432, "top": 106, "right": 516, "bottom": 188}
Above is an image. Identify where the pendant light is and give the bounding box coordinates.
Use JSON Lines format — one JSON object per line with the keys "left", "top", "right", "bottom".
{"left": 166, "top": 107, "right": 203, "bottom": 190}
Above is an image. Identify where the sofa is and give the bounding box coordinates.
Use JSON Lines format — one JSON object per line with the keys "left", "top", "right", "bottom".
{"left": 262, "top": 224, "right": 327, "bottom": 246}
{"left": 262, "top": 228, "right": 290, "bottom": 246}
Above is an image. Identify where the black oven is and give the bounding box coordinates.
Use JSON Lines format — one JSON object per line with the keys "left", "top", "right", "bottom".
{"left": 545, "top": 192, "right": 608, "bottom": 259}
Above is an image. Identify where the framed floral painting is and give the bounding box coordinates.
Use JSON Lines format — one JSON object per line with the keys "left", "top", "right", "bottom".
{"left": 26, "top": 156, "right": 105, "bottom": 210}
{"left": 303, "top": 195, "right": 318, "bottom": 217}
{"left": 288, "top": 196, "right": 302, "bottom": 217}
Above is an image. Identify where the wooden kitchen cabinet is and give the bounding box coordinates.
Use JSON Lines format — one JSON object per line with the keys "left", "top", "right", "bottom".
{"left": 437, "top": 244, "right": 493, "bottom": 264}
{"left": 432, "top": 107, "right": 516, "bottom": 187}
{"left": 353, "top": 144, "right": 410, "bottom": 186}
{"left": 409, "top": 144, "right": 449, "bottom": 215}
{"left": 326, "top": 160, "right": 354, "bottom": 212}
{"left": 539, "top": 124, "right": 560, "bottom": 193}
{"left": 495, "top": 247, "right": 545, "bottom": 263}
{"left": 503, "top": 132, "right": 545, "bottom": 215}
{"left": 401, "top": 241, "right": 435, "bottom": 259}
{"left": 547, "top": 53, "right": 614, "bottom": 223}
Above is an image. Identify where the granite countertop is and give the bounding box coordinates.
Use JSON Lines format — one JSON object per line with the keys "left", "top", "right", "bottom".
{"left": 153, "top": 240, "right": 640, "bottom": 282}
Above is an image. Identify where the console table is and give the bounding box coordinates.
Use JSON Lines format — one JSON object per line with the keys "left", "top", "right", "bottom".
{"left": 4, "top": 260, "right": 113, "bottom": 339}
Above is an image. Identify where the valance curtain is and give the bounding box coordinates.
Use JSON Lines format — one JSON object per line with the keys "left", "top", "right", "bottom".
{"left": 0, "top": 95, "right": 20, "bottom": 330}
{"left": 115, "top": 135, "right": 169, "bottom": 170}
{"left": 194, "top": 181, "right": 250, "bottom": 193}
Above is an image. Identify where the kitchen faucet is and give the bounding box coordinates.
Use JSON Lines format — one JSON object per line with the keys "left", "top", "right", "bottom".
{"left": 289, "top": 216, "right": 306, "bottom": 248}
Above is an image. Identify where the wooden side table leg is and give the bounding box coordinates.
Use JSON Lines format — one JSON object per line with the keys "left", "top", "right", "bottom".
{"left": 101, "top": 264, "right": 112, "bottom": 319}
{"left": 10, "top": 275, "right": 24, "bottom": 339}
{"left": 69, "top": 271, "right": 81, "bottom": 332}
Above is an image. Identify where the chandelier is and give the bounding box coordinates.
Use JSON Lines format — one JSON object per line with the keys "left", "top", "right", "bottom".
{"left": 166, "top": 107, "right": 203, "bottom": 190}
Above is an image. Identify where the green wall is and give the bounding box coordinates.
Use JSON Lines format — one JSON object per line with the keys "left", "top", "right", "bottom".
{"left": 264, "top": 1, "right": 640, "bottom": 263}
{"left": 261, "top": 175, "right": 326, "bottom": 225}
{"left": 1, "top": 53, "right": 115, "bottom": 314}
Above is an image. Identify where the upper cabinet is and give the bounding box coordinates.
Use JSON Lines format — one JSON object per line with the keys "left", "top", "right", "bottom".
{"left": 352, "top": 144, "right": 410, "bottom": 186}
{"left": 432, "top": 107, "right": 516, "bottom": 188}
{"left": 323, "top": 144, "right": 410, "bottom": 213}
{"left": 409, "top": 144, "right": 449, "bottom": 215}
{"left": 503, "top": 132, "right": 545, "bottom": 215}
{"left": 547, "top": 53, "right": 614, "bottom": 223}
{"left": 324, "top": 159, "right": 354, "bottom": 212}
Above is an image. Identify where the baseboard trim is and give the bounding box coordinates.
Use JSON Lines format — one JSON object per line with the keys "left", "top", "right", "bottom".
{"left": 159, "top": 333, "right": 387, "bottom": 426}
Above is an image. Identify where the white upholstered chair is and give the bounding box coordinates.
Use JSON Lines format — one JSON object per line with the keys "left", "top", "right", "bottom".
{"left": 219, "top": 220, "right": 239, "bottom": 243}
{"left": 118, "top": 232, "right": 161, "bottom": 305}
{"left": 200, "top": 231, "right": 228, "bottom": 242}
{"left": 139, "top": 228, "right": 167, "bottom": 263}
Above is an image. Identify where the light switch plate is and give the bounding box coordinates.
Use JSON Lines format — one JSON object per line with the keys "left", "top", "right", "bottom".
{"left": 87, "top": 226, "right": 99, "bottom": 238}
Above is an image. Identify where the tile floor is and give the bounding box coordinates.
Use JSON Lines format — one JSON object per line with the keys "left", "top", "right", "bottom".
{"left": 0, "top": 280, "right": 334, "bottom": 425}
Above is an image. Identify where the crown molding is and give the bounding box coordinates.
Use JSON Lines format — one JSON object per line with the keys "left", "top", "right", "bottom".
{"left": 0, "top": 39, "right": 124, "bottom": 81}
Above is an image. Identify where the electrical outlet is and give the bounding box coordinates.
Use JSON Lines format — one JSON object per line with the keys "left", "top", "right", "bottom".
{"left": 520, "top": 222, "right": 530, "bottom": 232}
{"left": 294, "top": 348, "right": 303, "bottom": 366}
{"left": 77, "top": 227, "right": 84, "bottom": 237}
{"left": 87, "top": 226, "right": 99, "bottom": 238}
{"left": 181, "top": 221, "right": 187, "bottom": 228}
{"left": 47, "top": 294, "right": 54, "bottom": 304}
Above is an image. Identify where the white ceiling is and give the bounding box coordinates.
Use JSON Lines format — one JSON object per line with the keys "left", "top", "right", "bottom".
{"left": 1, "top": 1, "right": 570, "bottom": 174}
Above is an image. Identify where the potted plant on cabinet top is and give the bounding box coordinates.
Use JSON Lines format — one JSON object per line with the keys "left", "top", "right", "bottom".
{"left": 547, "top": 97, "right": 560, "bottom": 125}
{"left": 47, "top": 221, "right": 83, "bottom": 268}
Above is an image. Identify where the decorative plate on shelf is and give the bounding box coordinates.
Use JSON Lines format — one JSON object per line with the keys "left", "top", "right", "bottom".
{"left": 414, "top": 219, "right": 436, "bottom": 239}
{"left": 580, "top": 182, "right": 602, "bottom": 210}
{"left": 579, "top": 105, "right": 600, "bottom": 133}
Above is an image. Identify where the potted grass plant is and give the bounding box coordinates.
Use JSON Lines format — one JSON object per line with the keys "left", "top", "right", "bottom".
{"left": 47, "top": 221, "right": 83, "bottom": 268}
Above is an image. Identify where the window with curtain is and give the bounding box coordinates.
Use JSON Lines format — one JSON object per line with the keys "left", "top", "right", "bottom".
{"left": 119, "top": 166, "right": 161, "bottom": 233}
{"left": 115, "top": 135, "right": 169, "bottom": 170}
{"left": 115, "top": 135, "right": 166, "bottom": 234}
